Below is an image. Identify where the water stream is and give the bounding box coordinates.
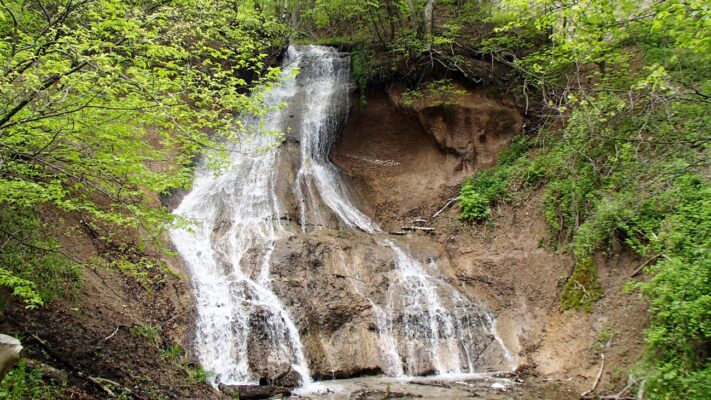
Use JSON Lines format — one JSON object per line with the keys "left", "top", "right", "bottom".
{"left": 170, "top": 45, "right": 513, "bottom": 389}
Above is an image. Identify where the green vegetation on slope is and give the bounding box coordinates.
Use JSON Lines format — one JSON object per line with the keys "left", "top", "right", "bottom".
{"left": 0, "top": 360, "right": 65, "bottom": 399}
{"left": 454, "top": 1, "right": 709, "bottom": 398}
{"left": 294, "top": 0, "right": 499, "bottom": 87}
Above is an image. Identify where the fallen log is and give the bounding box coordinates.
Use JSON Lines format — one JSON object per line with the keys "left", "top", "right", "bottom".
{"left": 410, "top": 380, "right": 452, "bottom": 388}
{"left": 630, "top": 254, "right": 661, "bottom": 277}
{"left": 428, "top": 196, "right": 459, "bottom": 222}
{"left": 350, "top": 388, "right": 423, "bottom": 399}
{"left": 24, "top": 359, "right": 68, "bottom": 383}
{"left": 88, "top": 376, "right": 125, "bottom": 398}
{"left": 0, "top": 334, "right": 22, "bottom": 381}
{"left": 402, "top": 226, "right": 435, "bottom": 232}
{"left": 219, "top": 384, "right": 291, "bottom": 399}
{"left": 582, "top": 377, "right": 642, "bottom": 400}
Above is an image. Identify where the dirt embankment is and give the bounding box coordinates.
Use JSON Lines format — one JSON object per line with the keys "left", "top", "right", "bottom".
{"left": 0, "top": 209, "right": 224, "bottom": 399}
{"left": 333, "top": 84, "right": 649, "bottom": 395}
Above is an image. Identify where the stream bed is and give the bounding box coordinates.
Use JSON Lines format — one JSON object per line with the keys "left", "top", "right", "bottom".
{"left": 296, "top": 374, "right": 577, "bottom": 399}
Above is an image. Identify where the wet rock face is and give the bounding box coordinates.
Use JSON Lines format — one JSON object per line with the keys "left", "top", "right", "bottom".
{"left": 246, "top": 308, "right": 300, "bottom": 386}
{"left": 174, "top": 47, "right": 517, "bottom": 388}
{"left": 267, "top": 231, "right": 392, "bottom": 379}
{"left": 262, "top": 231, "right": 511, "bottom": 380}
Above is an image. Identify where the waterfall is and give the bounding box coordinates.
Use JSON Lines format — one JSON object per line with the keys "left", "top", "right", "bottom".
{"left": 171, "top": 45, "right": 512, "bottom": 388}
{"left": 170, "top": 48, "right": 312, "bottom": 386}
{"left": 293, "top": 47, "right": 376, "bottom": 232}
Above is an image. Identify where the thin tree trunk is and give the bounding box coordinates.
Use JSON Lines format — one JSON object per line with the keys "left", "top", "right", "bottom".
{"left": 370, "top": 18, "right": 386, "bottom": 45}
{"left": 382, "top": 0, "right": 398, "bottom": 41}
{"left": 406, "top": 0, "right": 418, "bottom": 25}
{"left": 424, "top": 0, "right": 436, "bottom": 49}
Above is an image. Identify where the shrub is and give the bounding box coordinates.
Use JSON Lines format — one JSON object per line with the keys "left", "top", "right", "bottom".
{"left": 130, "top": 323, "right": 161, "bottom": 347}
{"left": 634, "top": 176, "right": 711, "bottom": 399}
{"left": 459, "top": 165, "right": 511, "bottom": 223}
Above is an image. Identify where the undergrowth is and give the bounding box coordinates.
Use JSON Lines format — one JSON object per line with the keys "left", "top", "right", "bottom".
{"left": 160, "top": 343, "right": 215, "bottom": 383}
{"left": 459, "top": 136, "right": 532, "bottom": 223}
{"left": 0, "top": 208, "right": 81, "bottom": 309}
{"left": 131, "top": 322, "right": 214, "bottom": 384}
{"left": 0, "top": 360, "right": 65, "bottom": 399}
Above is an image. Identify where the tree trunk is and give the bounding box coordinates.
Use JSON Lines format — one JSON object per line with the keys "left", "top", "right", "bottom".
{"left": 382, "top": 0, "right": 398, "bottom": 41}
{"left": 0, "top": 334, "right": 22, "bottom": 381}
{"left": 406, "top": 0, "right": 418, "bottom": 24}
{"left": 424, "top": 0, "right": 436, "bottom": 49}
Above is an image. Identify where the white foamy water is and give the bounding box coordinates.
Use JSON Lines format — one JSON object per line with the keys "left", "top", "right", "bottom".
{"left": 292, "top": 46, "right": 377, "bottom": 233}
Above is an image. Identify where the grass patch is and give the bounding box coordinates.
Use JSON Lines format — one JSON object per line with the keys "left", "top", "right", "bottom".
{"left": 160, "top": 343, "right": 214, "bottom": 383}
{"left": 130, "top": 323, "right": 161, "bottom": 347}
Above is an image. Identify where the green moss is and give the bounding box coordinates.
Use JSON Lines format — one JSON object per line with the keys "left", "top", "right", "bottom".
{"left": 561, "top": 257, "right": 603, "bottom": 312}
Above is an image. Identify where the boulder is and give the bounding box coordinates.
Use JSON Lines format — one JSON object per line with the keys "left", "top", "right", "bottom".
{"left": 0, "top": 334, "right": 21, "bottom": 381}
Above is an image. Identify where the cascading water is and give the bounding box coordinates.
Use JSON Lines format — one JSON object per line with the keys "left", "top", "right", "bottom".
{"left": 293, "top": 47, "right": 376, "bottom": 233}
{"left": 170, "top": 48, "right": 312, "bottom": 386}
{"left": 171, "top": 45, "right": 513, "bottom": 388}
